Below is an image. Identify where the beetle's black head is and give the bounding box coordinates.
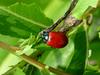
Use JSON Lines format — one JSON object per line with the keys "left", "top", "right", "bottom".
{"left": 41, "top": 31, "right": 49, "bottom": 43}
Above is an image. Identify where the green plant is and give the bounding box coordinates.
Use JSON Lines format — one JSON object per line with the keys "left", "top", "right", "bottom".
{"left": 0, "top": 0, "right": 100, "bottom": 75}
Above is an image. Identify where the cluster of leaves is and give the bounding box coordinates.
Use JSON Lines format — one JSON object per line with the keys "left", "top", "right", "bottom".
{"left": 0, "top": 0, "right": 99, "bottom": 75}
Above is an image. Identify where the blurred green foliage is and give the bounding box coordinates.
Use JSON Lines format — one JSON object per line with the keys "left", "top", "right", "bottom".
{"left": 0, "top": 0, "right": 99, "bottom": 75}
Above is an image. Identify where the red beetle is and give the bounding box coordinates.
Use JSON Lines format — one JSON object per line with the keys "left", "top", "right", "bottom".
{"left": 40, "top": 0, "right": 82, "bottom": 48}
{"left": 42, "top": 31, "right": 68, "bottom": 48}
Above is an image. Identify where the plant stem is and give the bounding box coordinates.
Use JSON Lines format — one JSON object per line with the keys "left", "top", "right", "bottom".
{"left": 43, "top": 0, "right": 79, "bottom": 33}
{"left": 0, "top": 41, "right": 71, "bottom": 75}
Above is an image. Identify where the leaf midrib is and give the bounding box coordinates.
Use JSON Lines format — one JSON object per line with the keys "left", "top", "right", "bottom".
{"left": 0, "top": 6, "right": 48, "bottom": 28}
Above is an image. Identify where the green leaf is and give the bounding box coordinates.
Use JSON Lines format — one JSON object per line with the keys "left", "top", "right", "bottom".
{"left": 26, "top": 66, "right": 51, "bottom": 75}
{"left": 39, "top": 37, "right": 74, "bottom": 69}
{"left": 87, "top": 8, "right": 100, "bottom": 65}
{"left": 0, "top": 34, "right": 21, "bottom": 75}
{"left": 0, "top": 34, "right": 36, "bottom": 75}
{"left": 84, "top": 71, "right": 100, "bottom": 75}
{"left": 89, "top": 40, "right": 100, "bottom": 62}
{"left": 0, "top": 0, "right": 71, "bottom": 38}
{"left": 0, "top": 0, "right": 17, "bottom": 6}
{"left": 72, "top": 0, "right": 98, "bottom": 19}
{"left": 0, "top": 3, "right": 53, "bottom": 38}
{"left": 66, "top": 25, "right": 87, "bottom": 75}
{"left": 0, "top": 34, "right": 19, "bottom": 65}
{"left": 88, "top": 7, "right": 100, "bottom": 40}
{"left": 43, "top": 0, "right": 70, "bottom": 21}
{"left": 99, "top": 32, "right": 100, "bottom": 38}
{"left": 13, "top": 67, "right": 25, "bottom": 75}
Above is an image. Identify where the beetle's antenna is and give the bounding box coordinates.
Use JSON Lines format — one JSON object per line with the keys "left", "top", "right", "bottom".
{"left": 45, "top": 0, "right": 79, "bottom": 32}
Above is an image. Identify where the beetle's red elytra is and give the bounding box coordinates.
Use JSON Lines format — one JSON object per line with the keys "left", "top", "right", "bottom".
{"left": 45, "top": 32, "right": 68, "bottom": 48}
